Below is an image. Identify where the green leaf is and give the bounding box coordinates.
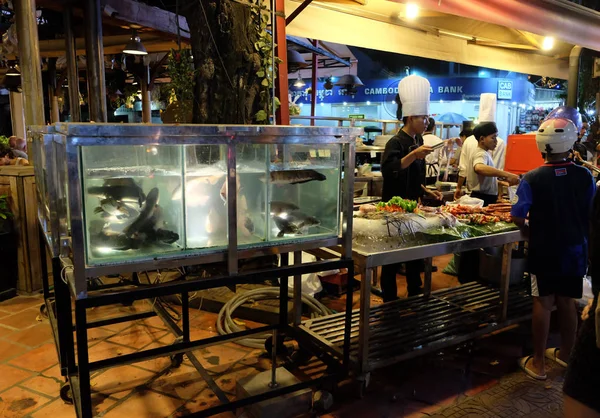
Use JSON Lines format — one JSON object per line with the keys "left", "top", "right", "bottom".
{"left": 261, "top": 78, "right": 269, "bottom": 86}
{"left": 255, "top": 110, "right": 268, "bottom": 122}
{"left": 256, "top": 70, "right": 265, "bottom": 77}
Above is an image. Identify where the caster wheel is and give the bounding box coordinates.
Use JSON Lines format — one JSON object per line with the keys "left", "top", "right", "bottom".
{"left": 264, "top": 334, "right": 287, "bottom": 357}
{"left": 289, "top": 348, "right": 312, "bottom": 366}
{"left": 60, "top": 382, "right": 73, "bottom": 405}
{"left": 39, "top": 304, "right": 48, "bottom": 319}
{"left": 170, "top": 353, "right": 184, "bottom": 368}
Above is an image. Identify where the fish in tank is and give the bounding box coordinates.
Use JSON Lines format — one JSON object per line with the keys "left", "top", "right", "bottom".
{"left": 80, "top": 142, "right": 342, "bottom": 264}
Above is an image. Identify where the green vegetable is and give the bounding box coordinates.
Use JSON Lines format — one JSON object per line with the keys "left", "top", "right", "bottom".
{"left": 376, "top": 196, "right": 418, "bottom": 212}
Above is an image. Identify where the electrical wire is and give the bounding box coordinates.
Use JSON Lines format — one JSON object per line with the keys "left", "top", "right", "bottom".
{"left": 216, "top": 288, "right": 333, "bottom": 348}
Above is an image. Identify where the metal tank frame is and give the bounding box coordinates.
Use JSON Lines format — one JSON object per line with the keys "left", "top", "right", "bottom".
{"left": 30, "top": 122, "right": 362, "bottom": 418}
{"left": 37, "top": 123, "right": 360, "bottom": 299}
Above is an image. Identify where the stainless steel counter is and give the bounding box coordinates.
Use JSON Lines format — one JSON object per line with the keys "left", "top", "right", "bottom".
{"left": 304, "top": 229, "right": 526, "bottom": 376}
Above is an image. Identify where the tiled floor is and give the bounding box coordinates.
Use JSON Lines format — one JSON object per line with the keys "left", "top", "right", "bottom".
{"left": 0, "top": 256, "right": 565, "bottom": 417}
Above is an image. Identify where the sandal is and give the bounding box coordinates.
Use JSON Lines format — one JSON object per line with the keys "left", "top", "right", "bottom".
{"left": 545, "top": 348, "right": 568, "bottom": 368}
{"left": 518, "top": 356, "right": 547, "bottom": 380}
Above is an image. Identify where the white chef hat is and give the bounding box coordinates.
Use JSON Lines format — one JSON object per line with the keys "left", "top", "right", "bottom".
{"left": 398, "top": 75, "right": 431, "bottom": 117}
{"left": 479, "top": 93, "right": 497, "bottom": 122}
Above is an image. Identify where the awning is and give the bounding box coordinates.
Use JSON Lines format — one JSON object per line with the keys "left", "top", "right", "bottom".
{"left": 284, "top": 0, "right": 585, "bottom": 78}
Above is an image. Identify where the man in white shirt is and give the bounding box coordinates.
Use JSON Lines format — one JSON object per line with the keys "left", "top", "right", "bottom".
{"left": 467, "top": 122, "right": 519, "bottom": 206}
{"left": 454, "top": 93, "right": 507, "bottom": 199}
{"left": 422, "top": 117, "right": 443, "bottom": 184}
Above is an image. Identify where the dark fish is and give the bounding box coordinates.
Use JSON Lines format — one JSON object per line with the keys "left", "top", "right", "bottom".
{"left": 140, "top": 228, "right": 180, "bottom": 244}
{"left": 88, "top": 184, "right": 146, "bottom": 207}
{"left": 270, "top": 201, "right": 299, "bottom": 216}
{"left": 269, "top": 169, "right": 326, "bottom": 185}
{"left": 124, "top": 187, "right": 159, "bottom": 238}
{"left": 244, "top": 217, "right": 255, "bottom": 234}
{"left": 93, "top": 198, "right": 134, "bottom": 220}
{"left": 103, "top": 177, "right": 138, "bottom": 188}
{"left": 273, "top": 210, "right": 320, "bottom": 237}
{"left": 92, "top": 232, "right": 137, "bottom": 251}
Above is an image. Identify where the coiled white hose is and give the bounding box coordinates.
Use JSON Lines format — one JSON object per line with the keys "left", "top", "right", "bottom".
{"left": 217, "top": 287, "right": 334, "bottom": 349}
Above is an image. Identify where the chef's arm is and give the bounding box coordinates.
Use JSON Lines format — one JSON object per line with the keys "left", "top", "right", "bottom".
{"left": 400, "top": 152, "right": 418, "bottom": 169}
{"left": 474, "top": 164, "right": 519, "bottom": 181}
{"left": 456, "top": 175, "right": 465, "bottom": 191}
{"left": 454, "top": 176, "right": 466, "bottom": 200}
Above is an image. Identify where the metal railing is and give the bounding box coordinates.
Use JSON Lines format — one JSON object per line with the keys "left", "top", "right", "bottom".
{"left": 290, "top": 116, "right": 462, "bottom": 139}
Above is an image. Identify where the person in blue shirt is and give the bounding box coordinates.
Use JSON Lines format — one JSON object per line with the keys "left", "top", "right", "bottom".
{"left": 512, "top": 116, "right": 596, "bottom": 381}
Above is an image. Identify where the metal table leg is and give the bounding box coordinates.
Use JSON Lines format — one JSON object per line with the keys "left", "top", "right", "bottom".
{"left": 423, "top": 257, "right": 433, "bottom": 297}
{"left": 500, "top": 243, "right": 513, "bottom": 321}
{"left": 293, "top": 251, "right": 302, "bottom": 326}
{"left": 75, "top": 301, "right": 92, "bottom": 417}
{"left": 358, "top": 266, "right": 373, "bottom": 375}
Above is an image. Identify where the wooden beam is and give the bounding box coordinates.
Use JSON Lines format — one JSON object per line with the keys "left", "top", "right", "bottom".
{"left": 101, "top": 0, "right": 190, "bottom": 39}
{"left": 513, "top": 29, "right": 542, "bottom": 50}
{"left": 469, "top": 40, "right": 539, "bottom": 51}
{"left": 37, "top": 0, "right": 190, "bottom": 39}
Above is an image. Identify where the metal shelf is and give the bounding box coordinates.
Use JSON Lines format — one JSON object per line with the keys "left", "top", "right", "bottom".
{"left": 299, "top": 281, "right": 531, "bottom": 370}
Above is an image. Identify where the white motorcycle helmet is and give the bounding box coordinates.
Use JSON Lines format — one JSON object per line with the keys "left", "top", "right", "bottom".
{"left": 535, "top": 118, "right": 578, "bottom": 154}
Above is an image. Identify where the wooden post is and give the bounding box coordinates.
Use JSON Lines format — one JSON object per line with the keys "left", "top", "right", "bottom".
{"left": 48, "top": 59, "right": 60, "bottom": 123}
{"left": 9, "top": 92, "right": 26, "bottom": 139}
{"left": 141, "top": 65, "right": 151, "bottom": 123}
{"left": 64, "top": 5, "right": 81, "bottom": 122}
{"left": 14, "top": 0, "right": 45, "bottom": 128}
{"left": 274, "top": 0, "right": 290, "bottom": 125}
{"left": 83, "top": 0, "right": 107, "bottom": 122}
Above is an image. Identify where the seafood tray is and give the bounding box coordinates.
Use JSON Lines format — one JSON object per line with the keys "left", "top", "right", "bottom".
{"left": 299, "top": 281, "right": 531, "bottom": 368}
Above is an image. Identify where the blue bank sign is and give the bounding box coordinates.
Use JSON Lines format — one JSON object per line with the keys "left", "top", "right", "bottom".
{"left": 289, "top": 77, "right": 534, "bottom": 105}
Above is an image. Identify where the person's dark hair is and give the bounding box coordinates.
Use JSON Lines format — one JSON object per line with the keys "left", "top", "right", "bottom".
{"left": 582, "top": 114, "right": 589, "bottom": 124}
{"left": 473, "top": 122, "right": 498, "bottom": 141}
{"left": 459, "top": 128, "right": 473, "bottom": 138}
{"left": 0, "top": 144, "right": 14, "bottom": 159}
{"left": 426, "top": 117, "right": 436, "bottom": 132}
{"left": 402, "top": 116, "right": 409, "bottom": 125}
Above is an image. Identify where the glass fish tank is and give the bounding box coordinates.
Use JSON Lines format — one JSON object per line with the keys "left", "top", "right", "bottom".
{"left": 30, "top": 127, "right": 63, "bottom": 257}
{"left": 33, "top": 123, "right": 359, "bottom": 296}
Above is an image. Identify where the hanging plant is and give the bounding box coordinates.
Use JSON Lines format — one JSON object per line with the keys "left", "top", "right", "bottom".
{"left": 165, "top": 48, "right": 196, "bottom": 123}
{"left": 167, "top": 49, "right": 195, "bottom": 103}
{"left": 251, "top": 0, "right": 281, "bottom": 123}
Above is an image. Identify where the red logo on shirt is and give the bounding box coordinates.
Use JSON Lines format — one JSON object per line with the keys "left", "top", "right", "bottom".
{"left": 555, "top": 168, "right": 567, "bottom": 176}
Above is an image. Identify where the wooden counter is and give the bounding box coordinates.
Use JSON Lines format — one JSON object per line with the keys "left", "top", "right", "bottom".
{"left": 0, "top": 166, "right": 43, "bottom": 293}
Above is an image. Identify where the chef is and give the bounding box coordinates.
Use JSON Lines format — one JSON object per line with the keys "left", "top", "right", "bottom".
{"left": 454, "top": 93, "right": 507, "bottom": 200}
{"left": 380, "top": 75, "right": 443, "bottom": 301}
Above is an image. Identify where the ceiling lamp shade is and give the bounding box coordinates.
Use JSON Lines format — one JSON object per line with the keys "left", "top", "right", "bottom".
{"left": 334, "top": 74, "right": 364, "bottom": 87}
{"left": 123, "top": 31, "right": 148, "bottom": 56}
{"left": 287, "top": 49, "right": 308, "bottom": 73}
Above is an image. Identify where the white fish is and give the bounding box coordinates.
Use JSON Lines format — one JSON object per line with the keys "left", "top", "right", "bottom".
{"left": 172, "top": 175, "right": 224, "bottom": 206}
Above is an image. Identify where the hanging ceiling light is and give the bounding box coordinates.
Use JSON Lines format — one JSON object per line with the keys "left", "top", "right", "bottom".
{"left": 6, "top": 65, "right": 20, "bottom": 76}
{"left": 334, "top": 74, "right": 363, "bottom": 97}
{"left": 293, "top": 73, "right": 305, "bottom": 88}
{"left": 123, "top": 30, "right": 148, "bottom": 55}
